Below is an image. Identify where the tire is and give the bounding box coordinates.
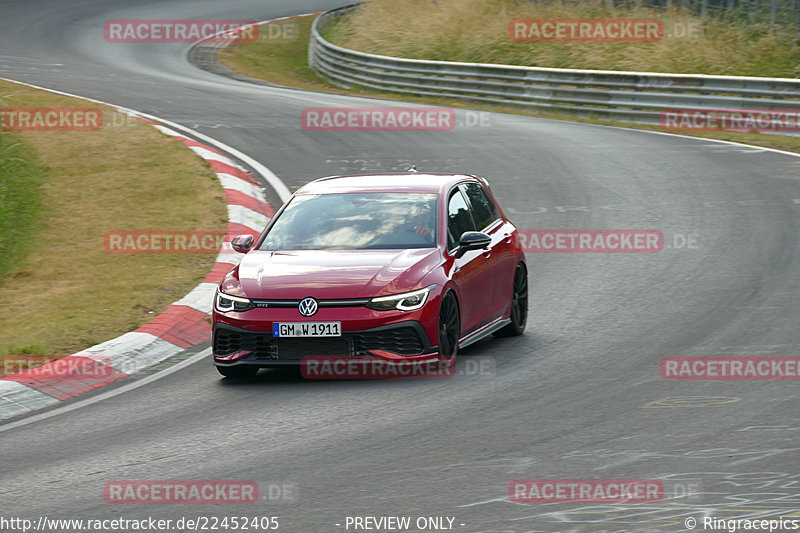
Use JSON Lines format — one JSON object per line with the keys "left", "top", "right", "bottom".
{"left": 497, "top": 263, "right": 528, "bottom": 337}
{"left": 216, "top": 365, "right": 259, "bottom": 379}
{"left": 438, "top": 291, "right": 460, "bottom": 365}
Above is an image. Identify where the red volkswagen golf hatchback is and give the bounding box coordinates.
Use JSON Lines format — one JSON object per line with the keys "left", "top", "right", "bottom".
{"left": 212, "top": 173, "right": 527, "bottom": 378}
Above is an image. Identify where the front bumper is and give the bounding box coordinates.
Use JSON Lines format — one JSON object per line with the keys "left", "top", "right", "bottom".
{"left": 212, "top": 321, "right": 437, "bottom": 367}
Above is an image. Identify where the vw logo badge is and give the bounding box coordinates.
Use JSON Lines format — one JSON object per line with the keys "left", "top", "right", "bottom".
{"left": 298, "top": 297, "right": 318, "bottom": 317}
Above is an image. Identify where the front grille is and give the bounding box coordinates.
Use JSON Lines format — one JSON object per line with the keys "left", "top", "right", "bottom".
{"left": 214, "top": 328, "right": 276, "bottom": 358}
{"left": 351, "top": 327, "right": 424, "bottom": 355}
{"left": 214, "top": 325, "right": 427, "bottom": 361}
{"left": 267, "top": 337, "right": 352, "bottom": 360}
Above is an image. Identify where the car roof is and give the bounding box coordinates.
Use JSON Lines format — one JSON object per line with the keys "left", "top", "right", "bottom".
{"left": 294, "top": 173, "right": 484, "bottom": 195}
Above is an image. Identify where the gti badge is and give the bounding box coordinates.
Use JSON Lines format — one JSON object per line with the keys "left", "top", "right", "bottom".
{"left": 298, "top": 297, "right": 318, "bottom": 317}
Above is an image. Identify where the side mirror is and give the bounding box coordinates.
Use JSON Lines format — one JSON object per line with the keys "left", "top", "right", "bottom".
{"left": 456, "top": 231, "right": 491, "bottom": 258}
{"left": 231, "top": 234, "right": 255, "bottom": 253}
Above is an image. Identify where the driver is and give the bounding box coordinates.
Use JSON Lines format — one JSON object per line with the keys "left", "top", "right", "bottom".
{"left": 412, "top": 207, "right": 435, "bottom": 244}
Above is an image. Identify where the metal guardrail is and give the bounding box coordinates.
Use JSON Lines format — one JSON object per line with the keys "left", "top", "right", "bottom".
{"left": 309, "top": 4, "right": 800, "bottom": 125}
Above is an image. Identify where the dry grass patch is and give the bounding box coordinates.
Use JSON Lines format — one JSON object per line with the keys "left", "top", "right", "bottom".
{"left": 0, "top": 80, "right": 226, "bottom": 357}
{"left": 328, "top": 0, "right": 800, "bottom": 77}
{"left": 220, "top": 16, "right": 338, "bottom": 92}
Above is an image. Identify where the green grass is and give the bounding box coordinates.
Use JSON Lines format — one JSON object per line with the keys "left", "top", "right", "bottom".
{"left": 0, "top": 80, "right": 227, "bottom": 357}
{"left": 0, "top": 133, "right": 48, "bottom": 279}
{"left": 220, "top": 16, "right": 334, "bottom": 92}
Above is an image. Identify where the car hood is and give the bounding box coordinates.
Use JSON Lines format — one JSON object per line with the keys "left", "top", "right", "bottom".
{"left": 236, "top": 248, "right": 442, "bottom": 300}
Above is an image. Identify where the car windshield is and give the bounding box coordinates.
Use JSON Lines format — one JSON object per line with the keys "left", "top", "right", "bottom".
{"left": 259, "top": 192, "right": 439, "bottom": 250}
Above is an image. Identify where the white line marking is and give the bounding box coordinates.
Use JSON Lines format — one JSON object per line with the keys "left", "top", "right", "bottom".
{"left": 217, "top": 173, "right": 267, "bottom": 200}
{"left": 228, "top": 203, "right": 270, "bottom": 231}
{"left": 189, "top": 145, "right": 242, "bottom": 167}
{"left": 0, "top": 381, "right": 58, "bottom": 420}
{"left": 172, "top": 282, "right": 216, "bottom": 313}
{"left": 73, "top": 331, "right": 183, "bottom": 374}
{"left": 0, "top": 349, "right": 211, "bottom": 434}
{"left": 614, "top": 126, "right": 800, "bottom": 158}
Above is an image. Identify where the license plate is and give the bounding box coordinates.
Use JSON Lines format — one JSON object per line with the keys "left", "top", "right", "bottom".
{"left": 273, "top": 322, "right": 342, "bottom": 337}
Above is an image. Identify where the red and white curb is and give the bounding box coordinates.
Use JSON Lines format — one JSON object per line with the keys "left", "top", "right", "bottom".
{"left": 0, "top": 108, "right": 278, "bottom": 421}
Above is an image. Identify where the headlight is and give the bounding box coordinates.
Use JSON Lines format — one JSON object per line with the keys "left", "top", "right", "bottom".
{"left": 366, "top": 285, "right": 435, "bottom": 311}
{"left": 215, "top": 289, "right": 256, "bottom": 312}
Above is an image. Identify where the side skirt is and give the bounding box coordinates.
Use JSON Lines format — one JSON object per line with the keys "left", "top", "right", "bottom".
{"left": 458, "top": 317, "right": 512, "bottom": 349}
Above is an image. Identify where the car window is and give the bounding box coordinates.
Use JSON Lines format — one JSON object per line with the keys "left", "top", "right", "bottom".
{"left": 447, "top": 189, "right": 477, "bottom": 250}
{"left": 259, "top": 192, "right": 438, "bottom": 250}
{"left": 462, "top": 182, "right": 499, "bottom": 230}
